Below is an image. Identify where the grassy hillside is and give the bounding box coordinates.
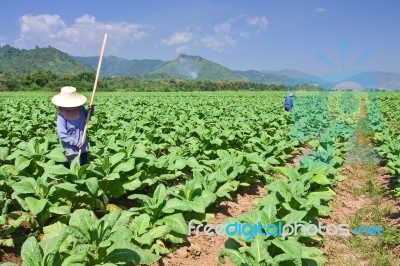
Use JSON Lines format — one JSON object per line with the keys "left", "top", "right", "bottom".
{"left": 75, "top": 55, "right": 167, "bottom": 77}
{"left": 0, "top": 45, "right": 93, "bottom": 75}
{"left": 149, "top": 54, "right": 245, "bottom": 80}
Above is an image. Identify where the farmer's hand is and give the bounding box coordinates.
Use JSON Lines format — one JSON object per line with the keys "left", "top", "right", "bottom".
{"left": 88, "top": 104, "right": 95, "bottom": 116}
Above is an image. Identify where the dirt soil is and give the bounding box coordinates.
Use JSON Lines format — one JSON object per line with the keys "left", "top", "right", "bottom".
{"left": 0, "top": 246, "right": 22, "bottom": 265}
{"left": 319, "top": 163, "right": 374, "bottom": 266}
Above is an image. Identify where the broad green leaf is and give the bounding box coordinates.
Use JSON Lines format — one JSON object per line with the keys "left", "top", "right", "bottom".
{"left": 158, "top": 213, "right": 187, "bottom": 235}
{"left": 241, "top": 235, "right": 272, "bottom": 262}
{"left": 162, "top": 198, "right": 191, "bottom": 213}
{"left": 47, "top": 164, "right": 70, "bottom": 176}
{"left": 0, "top": 147, "right": 9, "bottom": 161}
{"left": 46, "top": 148, "right": 67, "bottom": 163}
{"left": 112, "top": 158, "right": 135, "bottom": 173}
{"left": 282, "top": 210, "right": 307, "bottom": 225}
{"left": 311, "top": 174, "right": 331, "bottom": 185}
{"left": 103, "top": 241, "right": 140, "bottom": 264}
{"left": 69, "top": 209, "right": 97, "bottom": 234}
{"left": 110, "top": 152, "right": 126, "bottom": 166}
{"left": 122, "top": 179, "right": 142, "bottom": 191}
{"left": 174, "top": 158, "right": 187, "bottom": 170}
{"left": 12, "top": 178, "right": 38, "bottom": 195}
{"left": 131, "top": 213, "right": 151, "bottom": 235}
{"left": 21, "top": 236, "right": 43, "bottom": 266}
{"left": 218, "top": 238, "right": 247, "bottom": 265}
{"left": 85, "top": 177, "right": 99, "bottom": 196}
{"left": 15, "top": 156, "right": 32, "bottom": 172}
{"left": 25, "top": 197, "right": 48, "bottom": 215}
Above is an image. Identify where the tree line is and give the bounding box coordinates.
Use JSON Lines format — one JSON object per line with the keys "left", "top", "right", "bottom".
{"left": 0, "top": 70, "right": 321, "bottom": 92}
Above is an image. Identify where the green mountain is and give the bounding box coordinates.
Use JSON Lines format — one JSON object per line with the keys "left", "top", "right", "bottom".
{"left": 76, "top": 54, "right": 246, "bottom": 80}
{"left": 0, "top": 45, "right": 93, "bottom": 75}
{"left": 235, "top": 70, "right": 288, "bottom": 84}
{"left": 148, "top": 54, "right": 245, "bottom": 80}
{"left": 75, "top": 55, "right": 167, "bottom": 77}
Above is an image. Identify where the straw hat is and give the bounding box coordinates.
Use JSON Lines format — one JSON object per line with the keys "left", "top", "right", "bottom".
{"left": 51, "top": 86, "right": 87, "bottom": 107}
{"left": 289, "top": 93, "right": 294, "bottom": 97}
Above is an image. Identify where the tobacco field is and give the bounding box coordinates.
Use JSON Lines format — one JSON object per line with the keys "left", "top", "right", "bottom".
{"left": 0, "top": 91, "right": 399, "bottom": 265}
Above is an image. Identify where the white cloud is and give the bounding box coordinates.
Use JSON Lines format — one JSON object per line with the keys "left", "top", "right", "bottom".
{"left": 314, "top": 7, "right": 327, "bottom": 12}
{"left": 162, "top": 15, "right": 268, "bottom": 54}
{"left": 240, "top": 31, "right": 250, "bottom": 38}
{"left": 214, "top": 22, "right": 231, "bottom": 34}
{"left": 199, "top": 20, "right": 237, "bottom": 52}
{"left": 15, "top": 14, "right": 149, "bottom": 55}
{"left": 161, "top": 31, "right": 194, "bottom": 46}
{"left": 201, "top": 35, "right": 235, "bottom": 52}
{"left": 246, "top": 16, "right": 268, "bottom": 31}
{"left": 176, "top": 45, "right": 187, "bottom": 53}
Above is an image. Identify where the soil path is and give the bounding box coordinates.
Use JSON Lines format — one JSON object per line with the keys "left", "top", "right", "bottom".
{"left": 320, "top": 99, "right": 400, "bottom": 265}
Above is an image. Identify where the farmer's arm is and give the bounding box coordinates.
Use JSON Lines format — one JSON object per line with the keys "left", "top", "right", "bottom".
{"left": 56, "top": 116, "right": 78, "bottom": 146}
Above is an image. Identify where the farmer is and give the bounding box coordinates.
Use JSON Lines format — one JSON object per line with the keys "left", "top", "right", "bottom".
{"left": 284, "top": 93, "right": 294, "bottom": 112}
{"left": 51, "top": 86, "right": 94, "bottom": 166}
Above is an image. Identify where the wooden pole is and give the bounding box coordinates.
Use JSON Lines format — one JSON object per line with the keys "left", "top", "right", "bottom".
{"left": 78, "top": 33, "right": 108, "bottom": 157}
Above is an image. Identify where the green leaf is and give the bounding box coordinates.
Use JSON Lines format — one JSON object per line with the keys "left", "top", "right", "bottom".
{"left": 189, "top": 197, "right": 206, "bottom": 213}
{"left": 336, "top": 175, "right": 347, "bottom": 181}
{"left": 69, "top": 209, "right": 97, "bottom": 233}
{"left": 272, "top": 239, "right": 302, "bottom": 264}
{"left": 311, "top": 174, "right": 331, "bottom": 185}
{"left": 12, "top": 178, "right": 38, "bottom": 195}
{"left": 25, "top": 197, "right": 48, "bottom": 215}
{"left": 55, "top": 182, "right": 78, "bottom": 192}
{"left": 131, "top": 213, "right": 150, "bottom": 235}
{"left": 158, "top": 213, "right": 187, "bottom": 235}
{"left": 145, "top": 225, "right": 170, "bottom": 240}
{"left": 110, "top": 152, "right": 126, "bottom": 166}
{"left": 103, "top": 241, "right": 141, "bottom": 264}
{"left": 70, "top": 156, "right": 80, "bottom": 175}
{"left": 174, "top": 158, "right": 187, "bottom": 170}
{"left": 241, "top": 235, "right": 272, "bottom": 263}
{"left": 85, "top": 177, "right": 99, "bottom": 196}
{"left": 47, "top": 164, "right": 70, "bottom": 176}
{"left": 218, "top": 238, "right": 247, "bottom": 265}
{"left": 122, "top": 179, "right": 142, "bottom": 191}
{"left": 0, "top": 147, "right": 9, "bottom": 161}
{"left": 153, "top": 184, "right": 167, "bottom": 204}
{"left": 112, "top": 159, "right": 135, "bottom": 173}
{"left": 162, "top": 198, "right": 191, "bottom": 213}
{"left": 15, "top": 156, "right": 32, "bottom": 172}
{"left": 46, "top": 148, "right": 67, "bottom": 163}
{"left": 282, "top": 210, "right": 307, "bottom": 225}
{"left": 49, "top": 205, "right": 71, "bottom": 216}
{"left": 261, "top": 201, "right": 277, "bottom": 223}
{"left": 21, "top": 236, "right": 43, "bottom": 266}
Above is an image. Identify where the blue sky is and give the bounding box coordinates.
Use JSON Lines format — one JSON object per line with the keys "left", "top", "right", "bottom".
{"left": 0, "top": 0, "right": 399, "bottom": 75}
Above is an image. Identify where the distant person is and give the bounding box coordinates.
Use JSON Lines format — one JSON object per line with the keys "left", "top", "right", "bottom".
{"left": 51, "top": 86, "right": 94, "bottom": 166}
{"left": 284, "top": 93, "right": 294, "bottom": 112}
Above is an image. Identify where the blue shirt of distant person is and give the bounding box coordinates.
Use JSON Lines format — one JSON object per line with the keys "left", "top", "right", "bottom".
{"left": 284, "top": 93, "right": 294, "bottom": 111}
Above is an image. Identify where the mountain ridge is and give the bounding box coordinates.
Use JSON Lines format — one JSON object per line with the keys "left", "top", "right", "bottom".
{"left": 1, "top": 45, "right": 399, "bottom": 90}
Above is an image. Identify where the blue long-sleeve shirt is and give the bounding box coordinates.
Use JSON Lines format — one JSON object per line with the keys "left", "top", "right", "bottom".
{"left": 284, "top": 96, "right": 294, "bottom": 110}
{"left": 56, "top": 106, "right": 92, "bottom": 155}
